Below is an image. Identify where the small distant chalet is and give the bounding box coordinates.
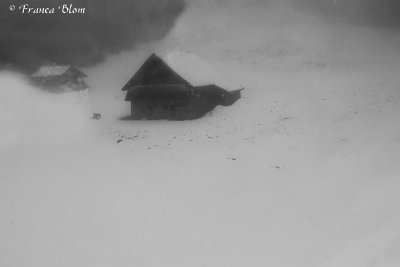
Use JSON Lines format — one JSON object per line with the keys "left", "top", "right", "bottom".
{"left": 122, "top": 53, "right": 243, "bottom": 120}
{"left": 31, "top": 65, "right": 89, "bottom": 92}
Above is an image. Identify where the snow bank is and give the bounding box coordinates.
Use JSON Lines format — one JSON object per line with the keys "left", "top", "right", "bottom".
{"left": 0, "top": 72, "right": 89, "bottom": 148}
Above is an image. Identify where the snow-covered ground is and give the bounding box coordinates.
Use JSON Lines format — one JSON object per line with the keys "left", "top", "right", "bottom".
{"left": 2, "top": 2, "right": 400, "bottom": 267}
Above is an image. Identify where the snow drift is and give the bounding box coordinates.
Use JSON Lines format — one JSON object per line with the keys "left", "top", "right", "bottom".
{"left": 0, "top": 72, "right": 88, "bottom": 148}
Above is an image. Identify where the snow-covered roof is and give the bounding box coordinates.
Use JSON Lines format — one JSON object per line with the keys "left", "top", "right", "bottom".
{"left": 31, "top": 66, "right": 71, "bottom": 77}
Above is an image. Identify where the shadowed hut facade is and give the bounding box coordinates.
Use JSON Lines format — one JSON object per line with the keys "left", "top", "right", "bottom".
{"left": 31, "top": 65, "right": 89, "bottom": 92}
{"left": 123, "top": 53, "right": 243, "bottom": 120}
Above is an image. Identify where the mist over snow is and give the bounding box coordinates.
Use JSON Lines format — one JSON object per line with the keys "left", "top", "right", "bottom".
{"left": 0, "top": 72, "right": 89, "bottom": 148}
{"left": 2, "top": 1, "right": 400, "bottom": 267}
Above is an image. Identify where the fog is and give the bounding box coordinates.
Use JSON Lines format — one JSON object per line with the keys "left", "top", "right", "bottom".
{"left": 0, "top": 72, "right": 88, "bottom": 148}
{"left": 181, "top": 0, "right": 400, "bottom": 65}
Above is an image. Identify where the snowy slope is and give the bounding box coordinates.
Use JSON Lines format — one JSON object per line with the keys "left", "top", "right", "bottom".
{"left": 2, "top": 2, "right": 400, "bottom": 267}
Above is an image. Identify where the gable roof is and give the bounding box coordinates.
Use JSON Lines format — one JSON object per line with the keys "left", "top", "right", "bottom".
{"left": 65, "top": 66, "right": 87, "bottom": 78}
{"left": 32, "top": 66, "right": 87, "bottom": 78}
{"left": 122, "top": 53, "right": 191, "bottom": 91}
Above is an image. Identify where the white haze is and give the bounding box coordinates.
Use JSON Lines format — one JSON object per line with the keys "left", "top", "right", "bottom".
{"left": 1, "top": 1, "right": 400, "bottom": 267}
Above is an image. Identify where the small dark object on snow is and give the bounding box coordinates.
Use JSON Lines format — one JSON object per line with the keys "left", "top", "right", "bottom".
{"left": 117, "top": 139, "right": 123, "bottom": 143}
{"left": 91, "top": 113, "right": 101, "bottom": 120}
{"left": 122, "top": 53, "right": 243, "bottom": 120}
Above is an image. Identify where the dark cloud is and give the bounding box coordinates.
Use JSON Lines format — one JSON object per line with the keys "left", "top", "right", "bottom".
{"left": 0, "top": 0, "right": 185, "bottom": 72}
{"left": 293, "top": 0, "right": 400, "bottom": 27}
